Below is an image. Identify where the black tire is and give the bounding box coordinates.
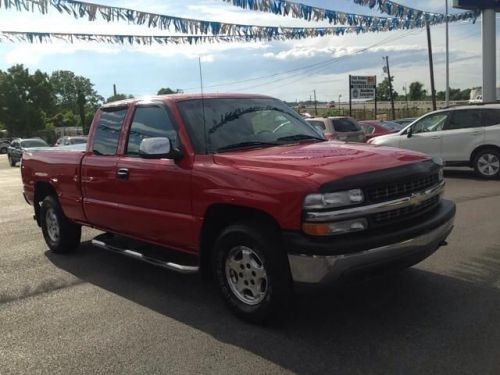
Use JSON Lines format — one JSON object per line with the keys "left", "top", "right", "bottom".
{"left": 8, "top": 155, "right": 16, "bottom": 167}
{"left": 40, "top": 195, "right": 81, "bottom": 254}
{"left": 473, "top": 148, "right": 500, "bottom": 179}
{"left": 0, "top": 147, "right": 7, "bottom": 154}
{"left": 212, "top": 220, "right": 292, "bottom": 323}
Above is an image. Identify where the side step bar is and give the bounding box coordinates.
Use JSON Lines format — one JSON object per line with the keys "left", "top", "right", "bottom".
{"left": 91, "top": 239, "right": 199, "bottom": 274}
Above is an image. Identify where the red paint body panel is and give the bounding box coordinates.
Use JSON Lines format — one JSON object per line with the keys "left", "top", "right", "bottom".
{"left": 21, "top": 94, "right": 430, "bottom": 254}
{"left": 360, "top": 120, "right": 398, "bottom": 140}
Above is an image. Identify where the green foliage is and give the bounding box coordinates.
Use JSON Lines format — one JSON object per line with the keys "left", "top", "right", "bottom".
{"left": 106, "top": 93, "right": 134, "bottom": 103}
{"left": 0, "top": 65, "right": 55, "bottom": 137}
{"left": 436, "top": 88, "right": 471, "bottom": 101}
{"left": 376, "top": 76, "right": 398, "bottom": 101}
{"left": 157, "top": 87, "right": 183, "bottom": 95}
{"left": 409, "top": 81, "right": 427, "bottom": 101}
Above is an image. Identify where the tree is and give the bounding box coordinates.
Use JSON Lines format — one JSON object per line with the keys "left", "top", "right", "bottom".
{"left": 436, "top": 88, "right": 471, "bottom": 101}
{"left": 157, "top": 87, "right": 183, "bottom": 95}
{"left": 409, "top": 81, "right": 427, "bottom": 101}
{"left": 376, "top": 76, "right": 398, "bottom": 101}
{"left": 106, "top": 93, "right": 134, "bottom": 103}
{"left": 0, "top": 65, "right": 55, "bottom": 137}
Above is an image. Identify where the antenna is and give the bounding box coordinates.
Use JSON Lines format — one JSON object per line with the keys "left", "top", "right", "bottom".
{"left": 199, "top": 56, "right": 209, "bottom": 154}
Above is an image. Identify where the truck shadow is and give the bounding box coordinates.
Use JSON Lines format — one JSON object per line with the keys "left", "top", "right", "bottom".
{"left": 46, "top": 242, "right": 500, "bottom": 375}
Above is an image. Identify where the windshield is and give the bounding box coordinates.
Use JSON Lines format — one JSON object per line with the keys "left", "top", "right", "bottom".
{"left": 381, "top": 121, "right": 404, "bottom": 131}
{"left": 21, "top": 140, "right": 48, "bottom": 148}
{"left": 331, "top": 118, "right": 362, "bottom": 132}
{"left": 178, "top": 98, "right": 323, "bottom": 153}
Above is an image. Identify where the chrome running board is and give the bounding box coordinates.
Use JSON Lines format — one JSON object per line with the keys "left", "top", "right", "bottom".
{"left": 91, "top": 239, "right": 199, "bottom": 274}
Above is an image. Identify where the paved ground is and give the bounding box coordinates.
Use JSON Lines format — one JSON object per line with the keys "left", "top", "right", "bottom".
{"left": 1, "top": 154, "right": 499, "bottom": 375}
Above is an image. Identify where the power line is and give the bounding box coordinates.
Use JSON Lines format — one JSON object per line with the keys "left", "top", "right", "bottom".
{"left": 184, "top": 29, "right": 423, "bottom": 93}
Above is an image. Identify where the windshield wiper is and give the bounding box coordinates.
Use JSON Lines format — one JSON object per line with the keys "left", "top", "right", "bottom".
{"left": 277, "top": 134, "right": 325, "bottom": 143}
{"left": 216, "top": 141, "right": 280, "bottom": 153}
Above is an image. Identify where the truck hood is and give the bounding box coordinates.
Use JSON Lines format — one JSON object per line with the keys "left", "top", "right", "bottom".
{"left": 213, "top": 141, "right": 430, "bottom": 185}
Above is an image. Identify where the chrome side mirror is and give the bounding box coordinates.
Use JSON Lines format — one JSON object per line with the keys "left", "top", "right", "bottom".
{"left": 139, "top": 137, "right": 181, "bottom": 159}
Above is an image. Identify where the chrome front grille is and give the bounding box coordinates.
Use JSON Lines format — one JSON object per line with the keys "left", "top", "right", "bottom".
{"left": 371, "top": 195, "right": 440, "bottom": 224}
{"left": 366, "top": 174, "right": 440, "bottom": 202}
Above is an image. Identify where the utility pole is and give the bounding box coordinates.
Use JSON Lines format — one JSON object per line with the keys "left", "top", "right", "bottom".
{"left": 113, "top": 84, "right": 117, "bottom": 96}
{"left": 313, "top": 90, "right": 318, "bottom": 116}
{"left": 426, "top": 22, "right": 437, "bottom": 111}
{"left": 482, "top": 8, "right": 496, "bottom": 102}
{"left": 384, "top": 56, "right": 396, "bottom": 120}
{"left": 349, "top": 75, "right": 352, "bottom": 117}
{"left": 445, "top": 0, "right": 450, "bottom": 106}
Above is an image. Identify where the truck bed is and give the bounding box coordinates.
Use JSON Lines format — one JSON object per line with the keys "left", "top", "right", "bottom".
{"left": 21, "top": 147, "right": 87, "bottom": 223}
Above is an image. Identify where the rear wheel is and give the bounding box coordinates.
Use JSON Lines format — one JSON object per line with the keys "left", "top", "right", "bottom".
{"left": 40, "top": 195, "right": 81, "bottom": 253}
{"left": 473, "top": 149, "right": 500, "bottom": 179}
{"left": 0, "top": 147, "right": 7, "bottom": 154}
{"left": 213, "top": 220, "right": 292, "bottom": 323}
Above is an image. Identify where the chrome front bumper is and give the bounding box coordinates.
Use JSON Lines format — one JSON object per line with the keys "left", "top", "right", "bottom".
{"left": 288, "top": 216, "right": 454, "bottom": 285}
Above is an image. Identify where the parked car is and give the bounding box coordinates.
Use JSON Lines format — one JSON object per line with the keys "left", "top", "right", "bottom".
{"left": 7, "top": 138, "right": 49, "bottom": 167}
{"left": 0, "top": 138, "right": 11, "bottom": 154}
{"left": 368, "top": 104, "right": 500, "bottom": 178}
{"left": 359, "top": 120, "right": 399, "bottom": 140}
{"left": 306, "top": 116, "right": 366, "bottom": 142}
{"left": 381, "top": 120, "right": 405, "bottom": 131}
{"left": 21, "top": 93, "right": 455, "bottom": 322}
{"left": 392, "top": 118, "right": 417, "bottom": 127}
{"left": 54, "top": 136, "right": 88, "bottom": 147}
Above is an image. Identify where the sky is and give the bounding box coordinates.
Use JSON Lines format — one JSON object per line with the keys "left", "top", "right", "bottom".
{"left": 0, "top": 0, "right": 498, "bottom": 102}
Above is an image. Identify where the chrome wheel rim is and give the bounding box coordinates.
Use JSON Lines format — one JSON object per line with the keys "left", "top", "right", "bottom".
{"left": 225, "top": 246, "right": 268, "bottom": 305}
{"left": 45, "top": 208, "right": 60, "bottom": 243}
{"left": 478, "top": 153, "right": 500, "bottom": 176}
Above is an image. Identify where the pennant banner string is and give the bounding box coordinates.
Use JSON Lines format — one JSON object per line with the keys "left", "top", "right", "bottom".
{"left": 221, "top": 0, "right": 479, "bottom": 25}
{"left": 0, "top": 0, "right": 478, "bottom": 39}
{"left": 0, "top": 25, "right": 419, "bottom": 46}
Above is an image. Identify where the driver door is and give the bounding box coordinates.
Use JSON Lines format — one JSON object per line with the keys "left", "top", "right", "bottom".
{"left": 399, "top": 112, "right": 449, "bottom": 158}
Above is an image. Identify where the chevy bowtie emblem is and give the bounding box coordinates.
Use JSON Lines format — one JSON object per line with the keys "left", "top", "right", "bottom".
{"left": 409, "top": 192, "right": 426, "bottom": 206}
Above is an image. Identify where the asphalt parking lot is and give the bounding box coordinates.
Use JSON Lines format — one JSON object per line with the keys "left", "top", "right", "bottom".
{"left": 1, "top": 154, "right": 500, "bottom": 375}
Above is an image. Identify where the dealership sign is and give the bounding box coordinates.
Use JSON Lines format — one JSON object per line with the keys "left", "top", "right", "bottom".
{"left": 350, "top": 75, "right": 376, "bottom": 100}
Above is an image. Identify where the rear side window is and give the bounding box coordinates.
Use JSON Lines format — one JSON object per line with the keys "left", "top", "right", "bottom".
{"left": 126, "top": 106, "right": 178, "bottom": 155}
{"left": 482, "top": 109, "right": 500, "bottom": 127}
{"left": 332, "top": 118, "right": 361, "bottom": 132}
{"left": 446, "top": 110, "right": 481, "bottom": 130}
{"left": 93, "top": 108, "right": 128, "bottom": 156}
{"left": 307, "top": 120, "right": 326, "bottom": 130}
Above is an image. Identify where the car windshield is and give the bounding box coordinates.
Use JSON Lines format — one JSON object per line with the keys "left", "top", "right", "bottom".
{"left": 331, "top": 118, "right": 362, "bottom": 132}
{"left": 381, "top": 121, "right": 404, "bottom": 131}
{"left": 178, "top": 98, "right": 324, "bottom": 153}
{"left": 21, "top": 140, "right": 48, "bottom": 148}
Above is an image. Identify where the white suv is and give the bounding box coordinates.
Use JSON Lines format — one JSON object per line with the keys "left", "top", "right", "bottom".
{"left": 368, "top": 104, "right": 500, "bottom": 179}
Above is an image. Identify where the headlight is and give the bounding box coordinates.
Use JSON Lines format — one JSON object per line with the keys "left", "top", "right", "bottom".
{"left": 303, "top": 189, "right": 364, "bottom": 210}
{"left": 303, "top": 218, "right": 368, "bottom": 236}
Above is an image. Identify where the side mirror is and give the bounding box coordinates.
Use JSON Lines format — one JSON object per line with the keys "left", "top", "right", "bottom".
{"left": 139, "top": 137, "right": 182, "bottom": 160}
{"left": 407, "top": 126, "right": 413, "bottom": 138}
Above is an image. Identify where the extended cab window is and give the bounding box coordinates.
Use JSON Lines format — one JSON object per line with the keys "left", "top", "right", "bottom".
{"left": 93, "top": 108, "right": 128, "bottom": 155}
{"left": 446, "top": 110, "right": 481, "bottom": 130}
{"left": 126, "top": 106, "right": 177, "bottom": 156}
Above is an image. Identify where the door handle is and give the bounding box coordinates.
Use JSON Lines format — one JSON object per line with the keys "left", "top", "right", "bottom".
{"left": 431, "top": 136, "right": 440, "bottom": 139}
{"left": 116, "top": 168, "right": 129, "bottom": 180}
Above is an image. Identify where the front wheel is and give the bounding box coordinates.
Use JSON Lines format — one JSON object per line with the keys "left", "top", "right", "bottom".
{"left": 213, "top": 220, "right": 292, "bottom": 323}
{"left": 473, "top": 149, "right": 500, "bottom": 179}
{"left": 40, "top": 195, "right": 81, "bottom": 254}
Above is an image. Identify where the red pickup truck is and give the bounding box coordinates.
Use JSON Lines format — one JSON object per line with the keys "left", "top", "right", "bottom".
{"left": 21, "top": 94, "right": 456, "bottom": 322}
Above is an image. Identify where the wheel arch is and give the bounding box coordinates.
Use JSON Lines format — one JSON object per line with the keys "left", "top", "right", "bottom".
{"left": 470, "top": 144, "right": 500, "bottom": 165}
{"left": 34, "top": 181, "right": 58, "bottom": 226}
{"left": 199, "top": 203, "right": 282, "bottom": 278}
